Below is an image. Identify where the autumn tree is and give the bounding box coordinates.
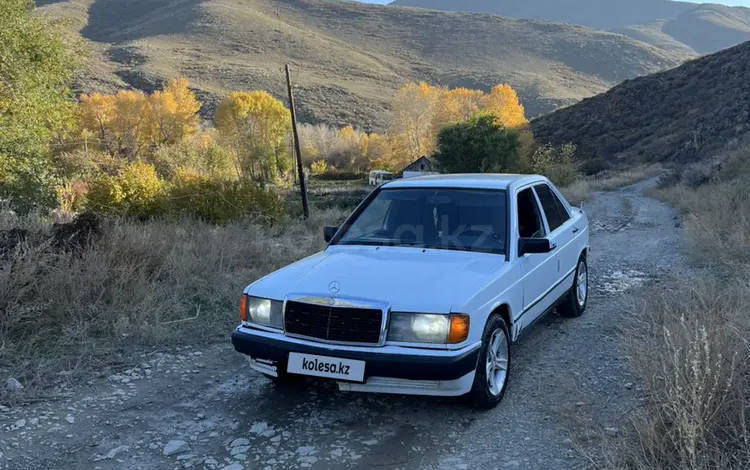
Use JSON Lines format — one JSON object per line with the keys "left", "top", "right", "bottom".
{"left": 215, "top": 91, "right": 291, "bottom": 181}
{"left": 433, "top": 88, "right": 484, "bottom": 131}
{"left": 390, "top": 82, "right": 442, "bottom": 161}
{"left": 150, "top": 78, "right": 201, "bottom": 145}
{"left": 366, "top": 133, "right": 393, "bottom": 169}
{"left": 109, "top": 90, "right": 154, "bottom": 160}
{"left": 387, "top": 82, "right": 528, "bottom": 171}
{"left": 80, "top": 93, "right": 115, "bottom": 143}
{"left": 482, "top": 84, "right": 528, "bottom": 129}
{"left": 79, "top": 79, "right": 202, "bottom": 160}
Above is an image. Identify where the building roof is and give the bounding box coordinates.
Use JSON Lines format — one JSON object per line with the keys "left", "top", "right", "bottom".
{"left": 401, "top": 156, "right": 438, "bottom": 172}
{"left": 383, "top": 173, "right": 546, "bottom": 190}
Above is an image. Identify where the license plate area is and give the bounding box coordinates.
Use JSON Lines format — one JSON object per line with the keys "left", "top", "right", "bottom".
{"left": 287, "top": 352, "right": 365, "bottom": 383}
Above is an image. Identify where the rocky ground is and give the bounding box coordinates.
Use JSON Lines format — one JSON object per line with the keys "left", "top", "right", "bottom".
{"left": 0, "top": 178, "right": 686, "bottom": 470}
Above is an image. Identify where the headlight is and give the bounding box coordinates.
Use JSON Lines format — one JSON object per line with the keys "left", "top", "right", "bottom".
{"left": 387, "top": 313, "right": 470, "bottom": 344}
{"left": 388, "top": 313, "right": 449, "bottom": 343}
{"left": 242, "top": 296, "right": 283, "bottom": 329}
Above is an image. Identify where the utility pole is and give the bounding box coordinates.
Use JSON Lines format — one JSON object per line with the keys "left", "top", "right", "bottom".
{"left": 285, "top": 64, "right": 310, "bottom": 219}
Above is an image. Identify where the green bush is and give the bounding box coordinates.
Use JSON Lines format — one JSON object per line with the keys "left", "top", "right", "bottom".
{"left": 0, "top": 0, "right": 80, "bottom": 215}
{"left": 434, "top": 114, "right": 521, "bottom": 174}
{"left": 0, "top": 153, "right": 59, "bottom": 214}
{"left": 53, "top": 149, "right": 123, "bottom": 179}
{"left": 86, "top": 161, "right": 165, "bottom": 217}
{"left": 529, "top": 143, "right": 581, "bottom": 187}
{"left": 167, "top": 172, "right": 284, "bottom": 224}
{"left": 148, "top": 140, "right": 236, "bottom": 180}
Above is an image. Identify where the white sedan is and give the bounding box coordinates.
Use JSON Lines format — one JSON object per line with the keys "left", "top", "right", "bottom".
{"left": 232, "top": 174, "right": 590, "bottom": 408}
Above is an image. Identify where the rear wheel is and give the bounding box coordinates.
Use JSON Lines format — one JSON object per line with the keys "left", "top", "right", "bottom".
{"left": 467, "top": 315, "right": 511, "bottom": 409}
{"left": 558, "top": 255, "right": 588, "bottom": 318}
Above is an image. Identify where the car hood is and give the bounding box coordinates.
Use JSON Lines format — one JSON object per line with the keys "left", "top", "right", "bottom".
{"left": 246, "top": 245, "right": 510, "bottom": 313}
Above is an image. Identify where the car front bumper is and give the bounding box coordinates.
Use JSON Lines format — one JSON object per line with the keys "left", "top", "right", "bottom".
{"left": 231, "top": 325, "right": 480, "bottom": 396}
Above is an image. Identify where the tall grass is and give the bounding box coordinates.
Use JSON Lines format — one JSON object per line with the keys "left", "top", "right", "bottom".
{"left": 0, "top": 208, "right": 347, "bottom": 393}
{"left": 605, "top": 144, "right": 750, "bottom": 469}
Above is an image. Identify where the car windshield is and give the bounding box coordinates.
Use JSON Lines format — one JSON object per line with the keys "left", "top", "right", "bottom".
{"left": 335, "top": 187, "right": 507, "bottom": 254}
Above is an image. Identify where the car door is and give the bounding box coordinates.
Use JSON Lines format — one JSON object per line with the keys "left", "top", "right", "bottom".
{"left": 533, "top": 183, "right": 577, "bottom": 295}
{"left": 516, "top": 186, "right": 558, "bottom": 331}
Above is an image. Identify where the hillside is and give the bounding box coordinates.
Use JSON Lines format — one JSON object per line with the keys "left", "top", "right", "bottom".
{"left": 35, "top": 0, "right": 689, "bottom": 130}
{"left": 390, "top": 0, "right": 750, "bottom": 55}
{"left": 530, "top": 40, "right": 750, "bottom": 169}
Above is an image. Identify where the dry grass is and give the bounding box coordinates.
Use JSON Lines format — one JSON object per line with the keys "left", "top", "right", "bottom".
{"left": 598, "top": 146, "right": 750, "bottom": 469}
{"left": 604, "top": 276, "right": 750, "bottom": 470}
{"left": 560, "top": 164, "right": 663, "bottom": 205}
{"left": 649, "top": 182, "right": 750, "bottom": 267}
{"left": 0, "top": 208, "right": 347, "bottom": 396}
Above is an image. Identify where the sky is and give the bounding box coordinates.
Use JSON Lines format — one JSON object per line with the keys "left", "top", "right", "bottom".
{"left": 357, "top": 0, "right": 750, "bottom": 6}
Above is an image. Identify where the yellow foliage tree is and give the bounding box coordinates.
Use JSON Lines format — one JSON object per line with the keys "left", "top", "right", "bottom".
{"left": 482, "top": 84, "right": 528, "bottom": 129}
{"left": 215, "top": 91, "right": 291, "bottom": 181}
{"left": 390, "top": 82, "right": 443, "bottom": 161}
{"left": 388, "top": 82, "right": 528, "bottom": 170}
{"left": 433, "top": 88, "right": 484, "bottom": 131}
{"left": 110, "top": 90, "right": 154, "bottom": 160}
{"left": 79, "top": 78, "right": 202, "bottom": 160}
{"left": 150, "top": 78, "right": 201, "bottom": 145}
{"left": 366, "top": 133, "right": 392, "bottom": 169}
{"left": 80, "top": 93, "right": 115, "bottom": 142}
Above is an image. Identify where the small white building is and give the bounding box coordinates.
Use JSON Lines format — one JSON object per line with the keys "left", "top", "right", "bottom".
{"left": 368, "top": 170, "right": 394, "bottom": 186}
{"left": 401, "top": 156, "right": 440, "bottom": 179}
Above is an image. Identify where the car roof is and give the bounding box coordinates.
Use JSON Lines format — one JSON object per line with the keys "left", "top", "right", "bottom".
{"left": 382, "top": 173, "right": 546, "bottom": 190}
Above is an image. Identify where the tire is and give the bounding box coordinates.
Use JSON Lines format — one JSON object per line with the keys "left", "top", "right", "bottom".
{"left": 467, "top": 315, "right": 511, "bottom": 409}
{"left": 558, "top": 255, "right": 588, "bottom": 318}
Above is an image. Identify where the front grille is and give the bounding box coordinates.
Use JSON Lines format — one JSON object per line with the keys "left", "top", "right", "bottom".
{"left": 284, "top": 300, "right": 383, "bottom": 344}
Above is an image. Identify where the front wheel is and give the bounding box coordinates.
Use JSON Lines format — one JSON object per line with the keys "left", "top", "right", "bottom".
{"left": 467, "top": 315, "right": 511, "bottom": 409}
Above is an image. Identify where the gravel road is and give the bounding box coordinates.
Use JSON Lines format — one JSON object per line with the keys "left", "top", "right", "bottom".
{"left": 0, "top": 178, "right": 686, "bottom": 470}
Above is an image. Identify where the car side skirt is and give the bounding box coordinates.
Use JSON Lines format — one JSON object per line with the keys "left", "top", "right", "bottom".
{"left": 514, "top": 269, "right": 577, "bottom": 340}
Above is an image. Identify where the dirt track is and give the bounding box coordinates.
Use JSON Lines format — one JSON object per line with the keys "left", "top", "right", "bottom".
{"left": 0, "top": 178, "right": 686, "bottom": 470}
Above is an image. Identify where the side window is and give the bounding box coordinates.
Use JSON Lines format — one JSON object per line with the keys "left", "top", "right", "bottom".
{"left": 534, "top": 184, "right": 568, "bottom": 232}
{"left": 516, "top": 188, "right": 545, "bottom": 238}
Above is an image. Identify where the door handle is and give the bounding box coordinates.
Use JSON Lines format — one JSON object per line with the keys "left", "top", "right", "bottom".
{"left": 572, "top": 227, "right": 579, "bottom": 233}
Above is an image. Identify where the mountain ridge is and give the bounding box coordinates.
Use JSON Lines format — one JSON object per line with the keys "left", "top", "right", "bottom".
{"left": 37, "top": 0, "right": 690, "bottom": 129}
{"left": 530, "top": 39, "right": 750, "bottom": 169}
{"left": 389, "top": 0, "right": 750, "bottom": 54}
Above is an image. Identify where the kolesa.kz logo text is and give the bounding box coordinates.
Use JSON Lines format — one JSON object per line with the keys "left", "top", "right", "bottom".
{"left": 302, "top": 357, "right": 350, "bottom": 375}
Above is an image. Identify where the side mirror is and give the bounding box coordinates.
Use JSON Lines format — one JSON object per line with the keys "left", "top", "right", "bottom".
{"left": 324, "top": 225, "right": 338, "bottom": 243}
{"left": 518, "top": 238, "right": 555, "bottom": 257}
